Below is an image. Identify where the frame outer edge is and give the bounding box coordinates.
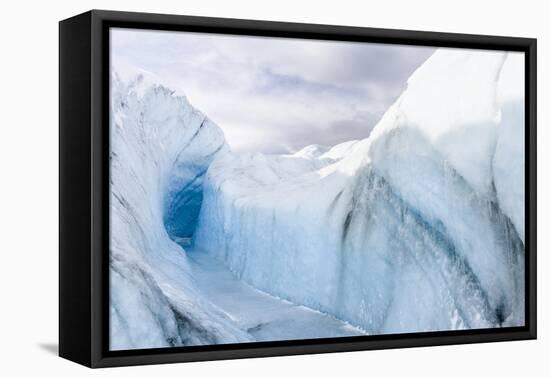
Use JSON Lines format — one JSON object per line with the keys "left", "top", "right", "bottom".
{"left": 79, "top": 9, "right": 537, "bottom": 368}
{"left": 59, "top": 11, "right": 93, "bottom": 367}
{"left": 528, "top": 38, "right": 537, "bottom": 339}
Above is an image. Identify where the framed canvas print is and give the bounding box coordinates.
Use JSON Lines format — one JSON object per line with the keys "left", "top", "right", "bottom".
{"left": 59, "top": 10, "right": 537, "bottom": 368}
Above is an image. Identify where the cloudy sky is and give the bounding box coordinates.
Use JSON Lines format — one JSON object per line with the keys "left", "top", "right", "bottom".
{"left": 111, "top": 28, "right": 435, "bottom": 154}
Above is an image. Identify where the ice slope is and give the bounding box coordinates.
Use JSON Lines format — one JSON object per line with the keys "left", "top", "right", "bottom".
{"left": 185, "top": 245, "right": 366, "bottom": 341}
{"left": 193, "top": 49, "right": 525, "bottom": 334}
{"left": 109, "top": 72, "right": 251, "bottom": 350}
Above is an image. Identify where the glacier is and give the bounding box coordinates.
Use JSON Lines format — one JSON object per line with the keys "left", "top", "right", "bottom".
{"left": 193, "top": 49, "right": 525, "bottom": 334}
{"left": 110, "top": 48, "right": 525, "bottom": 349}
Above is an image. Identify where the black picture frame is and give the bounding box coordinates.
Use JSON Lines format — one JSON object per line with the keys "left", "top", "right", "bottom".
{"left": 59, "top": 9, "right": 537, "bottom": 368}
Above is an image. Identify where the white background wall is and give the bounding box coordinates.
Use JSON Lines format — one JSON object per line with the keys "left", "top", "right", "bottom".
{"left": 0, "top": 0, "right": 546, "bottom": 376}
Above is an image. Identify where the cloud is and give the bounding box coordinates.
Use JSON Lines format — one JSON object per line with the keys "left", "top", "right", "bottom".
{"left": 111, "top": 28, "right": 434, "bottom": 154}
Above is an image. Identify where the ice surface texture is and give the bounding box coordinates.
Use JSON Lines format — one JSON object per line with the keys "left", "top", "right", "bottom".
{"left": 194, "top": 49, "right": 525, "bottom": 334}
{"left": 109, "top": 73, "right": 250, "bottom": 350}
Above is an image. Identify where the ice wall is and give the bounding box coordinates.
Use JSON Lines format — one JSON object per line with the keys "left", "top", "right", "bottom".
{"left": 109, "top": 73, "right": 250, "bottom": 350}
{"left": 193, "top": 49, "right": 525, "bottom": 334}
